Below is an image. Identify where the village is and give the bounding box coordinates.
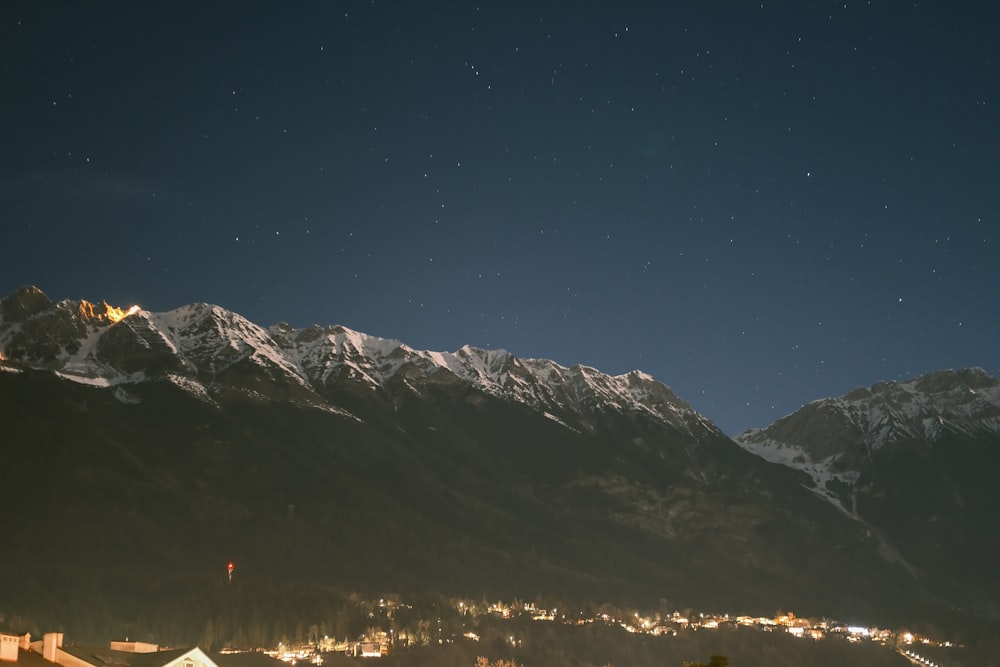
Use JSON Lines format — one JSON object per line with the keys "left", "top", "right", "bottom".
{"left": 0, "top": 598, "right": 958, "bottom": 667}
{"left": 265, "top": 597, "right": 956, "bottom": 666}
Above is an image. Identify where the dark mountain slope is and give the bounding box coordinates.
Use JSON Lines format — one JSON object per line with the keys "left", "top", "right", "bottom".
{"left": 736, "top": 369, "right": 1000, "bottom": 620}
{"left": 0, "top": 287, "right": 991, "bottom": 645}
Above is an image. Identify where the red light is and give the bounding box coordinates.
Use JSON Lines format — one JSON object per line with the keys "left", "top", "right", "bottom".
{"left": 228, "top": 562, "right": 234, "bottom": 571}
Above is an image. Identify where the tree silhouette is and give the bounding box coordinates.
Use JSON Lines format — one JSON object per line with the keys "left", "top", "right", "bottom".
{"left": 684, "top": 656, "right": 730, "bottom": 667}
{"left": 476, "top": 658, "right": 522, "bottom": 667}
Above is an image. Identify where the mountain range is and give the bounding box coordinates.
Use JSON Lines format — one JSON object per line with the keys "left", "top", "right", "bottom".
{"left": 1, "top": 285, "right": 997, "bottom": 648}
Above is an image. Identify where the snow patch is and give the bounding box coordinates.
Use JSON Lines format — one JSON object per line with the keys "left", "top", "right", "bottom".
{"left": 543, "top": 411, "right": 579, "bottom": 432}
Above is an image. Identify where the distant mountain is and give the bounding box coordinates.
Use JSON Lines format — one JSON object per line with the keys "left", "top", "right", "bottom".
{"left": 736, "top": 369, "right": 1000, "bottom": 618}
{"left": 1, "top": 286, "right": 996, "bottom": 647}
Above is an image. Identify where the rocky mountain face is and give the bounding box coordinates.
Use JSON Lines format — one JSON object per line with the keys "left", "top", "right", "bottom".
{"left": 0, "top": 286, "right": 717, "bottom": 439}
{"left": 736, "top": 369, "right": 1000, "bottom": 619}
{"left": 1, "top": 286, "right": 997, "bottom": 643}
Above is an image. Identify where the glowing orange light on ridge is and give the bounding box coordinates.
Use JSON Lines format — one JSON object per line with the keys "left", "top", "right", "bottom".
{"left": 105, "top": 303, "right": 140, "bottom": 323}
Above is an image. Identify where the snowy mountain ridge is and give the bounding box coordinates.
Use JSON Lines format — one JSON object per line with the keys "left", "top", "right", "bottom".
{"left": 735, "top": 368, "right": 1000, "bottom": 511}
{"left": 268, "top": 319, "right": 709, "bottom": 432}
{"left": 0, "top": 286, "right": 714, "bottom": 438}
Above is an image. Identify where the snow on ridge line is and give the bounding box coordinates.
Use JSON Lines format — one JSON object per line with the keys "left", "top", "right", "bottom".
{"left": 141, "top": 311, "right": 181, "bottom": 355}
{"left": 153, "top": 305, "right": 310, "bottom": 384}
{"left": 744, "top": 368, "right": 1000, "bottom": 435}
{"left": 266, "top": 322, "right": 680, "bottom": 405}
{"left": 733, "top": 368, "right": 1000, "bottom": 500}
{"left": 275, "top": 329, "right": 696, "bottom": 425}
{"left": 55, "top": 369, "right": 148, "bottom": 387}
{"left": 3, "top": 294, "right": 699, "bottom": 426}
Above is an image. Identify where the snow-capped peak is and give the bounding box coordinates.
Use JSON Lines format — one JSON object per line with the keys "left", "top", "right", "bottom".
{"left": 734, "top": 368, "right": 1000, "bottom": 513}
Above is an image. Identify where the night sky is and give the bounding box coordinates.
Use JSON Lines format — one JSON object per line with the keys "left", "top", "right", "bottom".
{"left": 3, "top": 2, "right": 998, "bottom": 434}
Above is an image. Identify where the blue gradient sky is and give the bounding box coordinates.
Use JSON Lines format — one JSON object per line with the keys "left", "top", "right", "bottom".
{"left": 3, "top": 1, "right": 998, "bottom": 434}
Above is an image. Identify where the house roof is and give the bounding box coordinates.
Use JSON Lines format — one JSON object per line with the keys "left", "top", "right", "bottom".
{"left": 15, "top": 649, "right": 53, "bottom": 667}
{"left": 122, "top": 649, "right": 197, "bottom": 667}
{"left": 211, "top": 653, "right": 285, "bottom": 667}
{"left": 56, "top": 646, "right": 216, "bottom": 667}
